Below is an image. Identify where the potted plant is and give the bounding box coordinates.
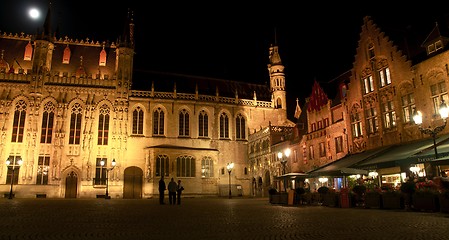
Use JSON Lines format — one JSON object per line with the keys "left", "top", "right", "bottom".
{"left": 365, "top": 187, "right": 382, "bottom": 209}
{"left": 412, "top": 179, "right": 439, "bottom": 212}
{"left": 381, "top": 185, "right": 404, "bottom": 210}
{"left": 352, "top": 185, "right": 366, "bottom": 207}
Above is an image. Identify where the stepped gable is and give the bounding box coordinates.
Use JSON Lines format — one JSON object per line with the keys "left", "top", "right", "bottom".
{"left": 367, "top": 14, "right": 449, "bottom": 66}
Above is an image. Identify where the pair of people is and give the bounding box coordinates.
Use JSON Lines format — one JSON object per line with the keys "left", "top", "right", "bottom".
{"left": 159, "top": 177, "right": 184, "bottom": 205}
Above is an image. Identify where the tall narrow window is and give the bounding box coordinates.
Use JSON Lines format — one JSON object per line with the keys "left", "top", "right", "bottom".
{"left": 132, "top": 106, "right": 144, "bottom": 135}
{"left": 11, "top": 100, "right": 27, "bottom": 143}
{"left": 94, "top": 158, "right": 107, "bottom": 185}
{"left": 201, "top": 157, "right": 214, "bottom": 178}
{"left": 308, "top": 145, "right": 314, "bottom": 160}
{"left": 365, "top": 106, "right": 378, "bottom": 134}
{"left": 219, "top": 112, "right": 229, "bottom": 139}
{"left": 24, "top": 41, "right": 32, "bottom": 61}
{"left": 36, "top": 156, "right": 50, "bottom": 185}
{"left": 335, "top": 136, "right": 343, "bottom": 153}
{"left": 97, "top": 104, "right": 110, "bottom": 145}
{"left": 155, "top": 155, "right": 169, "bottom": 177}
{"left": 40, "top": 102, "right": 55, "bottom": 144}
{"left": 319, "top": 142, "right": 326, "bottom": 157}
{"left": 99, "top": 47, "right": 107, "bottom": 66}
{"left": 235, "top": 113, "right": 246, "bottom": 140}
{"left": 69, "top": 103, "right": 82, "bottom": 145}
{"left": 177, "top": 155, "right": 195, "bottom": 177}
{"left": 6, "top": 156, "right": 22, "bottom": 185}
{"left": 153, "top": 107, "right": 164, "bottom": 136}
{"left": 431, "top": 82, "right": 448, "bottom": 115}
{"left": 378, "top": 67, "right": 391, "bottom": 87}
{"left": 402, "top": 93, "right": 415, "bottom": 123}
{"left": 362, "top": 76, "right": 374, "bottom": 94}
{"left": 178, "top": 109, "right": 190, "bottom": 137}
{"left": 382, "top": 100, "right": 396, "bottom": 129}
{"left": 198, "top": 110, "right": 208, "bottom": 137}
{"left": 351, "top": 112, "right": 363, "bottom": 138}
{"left": 62, "top": 45, "right": 71, "bottom": 64}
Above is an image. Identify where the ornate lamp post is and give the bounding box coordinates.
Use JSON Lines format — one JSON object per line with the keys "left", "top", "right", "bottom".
{"left": 277, "top": 148, "right": 291, "bottom": 192}
{"left": 226, "top": 162, "right": 234, "bottom": 199}
{"left": 100, "top": 159, "right": 116, "bottom": 199}
{"left": 413, "top": 99, "right": 449, "bottom": 178}
{"left": 6, "top": 157, "right": 23, "bottom": 199}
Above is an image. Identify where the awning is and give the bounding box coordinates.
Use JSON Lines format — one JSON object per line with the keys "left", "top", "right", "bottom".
{"left": 354, "top": 137, "right": 444, "bottom": 170}
{"left": 275, "top": 172, "right": 309, "bottom": 180}
{"left": 407, "top": 135, "right": 449, "bottom": 164}
{"left": 307, "top": 146, "right": 391, "bottom": 177}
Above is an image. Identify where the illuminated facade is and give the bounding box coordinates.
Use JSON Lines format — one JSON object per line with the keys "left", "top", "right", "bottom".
{"left": 0, "top": 9, "right": 293, "bottom": 198}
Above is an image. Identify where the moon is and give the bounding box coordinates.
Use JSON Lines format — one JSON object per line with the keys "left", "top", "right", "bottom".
{"left": 28, "top": 8, "right": 40, "bottom": 20}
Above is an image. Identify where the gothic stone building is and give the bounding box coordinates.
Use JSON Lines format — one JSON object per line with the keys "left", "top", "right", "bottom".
{"left": 0, "top": 9, "right": 293, "bottom": 198}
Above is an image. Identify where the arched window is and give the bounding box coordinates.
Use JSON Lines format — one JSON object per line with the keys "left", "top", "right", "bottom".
{"left": 153, "top": 107, "right": 164, "bottom": 136}
{"left": 132, "top": 106, "right": 144, "bottom": 135}
{"left": 198, "top": 110, "right": 208, "bottom": 137}
{"left": 235, "top": 113, "right": 246, "bottom": 140}
{"left": 97, "top": 104, "right": 110, "bottom": 145}
{"left": 201, "top": 157, "right": 214, "bottom": 178}
{"left": 219, "top": 112, "right": 229, "bottom": 139}
{"left": 179, "top": 109, "right": 190, "bottom": 137}
{"left": 156, "top": 155, "right": 169, "bottom": 177}
{"left": 69, "top": 103, "right": 82, "bottom": 145}
{"left": 40, "top": 102, "right": 55, "bottom": 144}
{"left": 11, "top": 100, "right": 27, "bottom": 143}
{"left": 177, "top": 155, "right": 195, "bottom": 177}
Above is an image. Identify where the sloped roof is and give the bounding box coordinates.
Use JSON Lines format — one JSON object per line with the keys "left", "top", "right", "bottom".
{"left": 132, "top": 70, "right": 272, "bottom": 101}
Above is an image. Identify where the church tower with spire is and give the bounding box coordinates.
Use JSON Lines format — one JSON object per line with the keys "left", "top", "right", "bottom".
{"left": 267, "top": 43, "right": 287, "bottom": 111}
{"left": 115, "top": 9, "right": 135, "bottom": 99}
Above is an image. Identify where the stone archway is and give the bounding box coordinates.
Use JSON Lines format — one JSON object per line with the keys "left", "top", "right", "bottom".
{"left": 65, "top": 171, "right": 78, "bottom": 198}
{"left": 123, "top": 166, "right": 143, "bottom": 199}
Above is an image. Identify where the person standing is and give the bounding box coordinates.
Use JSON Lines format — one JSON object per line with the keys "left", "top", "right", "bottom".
{"left": 158, "top": 176, "right": 166, "bottom": 205}
{"left": 167, "top": 177, "right": 178, "bottom": 205}
{"left": 177, "top": 179, "right": 184, "bottom": 205}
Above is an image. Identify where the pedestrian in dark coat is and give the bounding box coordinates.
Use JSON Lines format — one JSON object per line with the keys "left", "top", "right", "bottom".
{"left": 159, "top": 176, "right": 166, "bottom": 204}
{"left": 177, "top": 179, "right": 184, "bottom": 205}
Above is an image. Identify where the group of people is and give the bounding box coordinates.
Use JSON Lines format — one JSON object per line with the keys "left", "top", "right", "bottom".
{"left": 158, "top": 176, "right": 184, "bottom": 205}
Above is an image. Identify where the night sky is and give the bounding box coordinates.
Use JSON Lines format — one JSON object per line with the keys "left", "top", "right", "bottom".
{"left": 2, "top": 1, "right": 449, "bottom": 120}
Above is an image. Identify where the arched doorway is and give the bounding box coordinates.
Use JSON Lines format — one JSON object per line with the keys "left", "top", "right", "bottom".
{"left": 65, "top": 171, "right": 78, "bottom": 198}
{"left": 123, "top": 166, "right": 143, "bottom": 199}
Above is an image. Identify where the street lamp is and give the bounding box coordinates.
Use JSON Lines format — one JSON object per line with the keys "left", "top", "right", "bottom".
{"left": 6, "top": 157, "right": 23, "bottom": 199}
{"left": 277, "top": 148, "right": 290, "bottom": 192}
{"left": 413, "top": 99, "right": 449, "bottom": 178}
{"left": 226, "top": 162, "right": 234, "bottom": 199}
{"left": 100, "top": 158, "right": 116, "bottom": 199}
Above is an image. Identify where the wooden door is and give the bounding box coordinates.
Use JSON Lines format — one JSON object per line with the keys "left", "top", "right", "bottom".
{"left": 123, "top": 167, "right": 143, "bottom": 199}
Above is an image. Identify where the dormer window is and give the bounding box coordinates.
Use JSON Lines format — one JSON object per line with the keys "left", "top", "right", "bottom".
{"left": 99, "top": 47, "right": 107, "bottom": 66}
{"left": 435, "top": 40, "right": 443, "bottom": 51}
{"left": 24, "top": 41, "right": 32, "bottom": 61}
{"left": 62, "top": 45, "right": 71, "bottom": 64}
{"left": 427, "top": 40, "right": 443, "bottom": 54}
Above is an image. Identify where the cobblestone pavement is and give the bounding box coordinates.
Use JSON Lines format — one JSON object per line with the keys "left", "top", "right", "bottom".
{"left": 0, "top": 197, "right": 448, "bottom": 240}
